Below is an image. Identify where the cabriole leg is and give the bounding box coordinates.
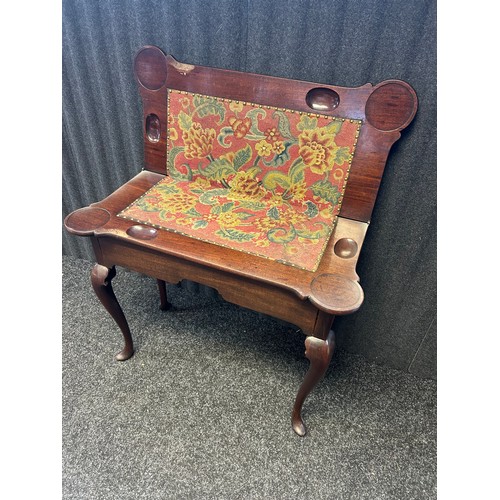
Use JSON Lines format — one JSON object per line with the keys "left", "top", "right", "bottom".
{"left": 292, "top": 313, "right": 335, "bottom": 436}
{"left": 91, "top": 264, "right": 134, "bottom": 361}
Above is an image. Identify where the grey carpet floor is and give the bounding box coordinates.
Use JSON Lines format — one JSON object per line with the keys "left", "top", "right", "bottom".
{"left": 62, "top": 255, "right": 436, "bottom": 500}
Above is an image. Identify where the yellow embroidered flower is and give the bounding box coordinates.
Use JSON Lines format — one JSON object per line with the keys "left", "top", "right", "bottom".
{"left": 202, "top": 213, "right": 218, "bottom": 222}
{"left": 227, "top": 171, "right": 265, "bottom": 201}
{"left": 229, "top": 101, "right": 244, "bottom": 113}
{"left": 254, "top": 216, "right": 281, "bottom": 233}
{"left": 285, "top": 246, "right": 299, "bottom": 255}
{"left": 282, "top": 207, "right": 308, "bottom": 225}
{"left": 298, "top": 128, "right": 338, "bottom": 175}
{"left": 272, "top": 141, "right": 285, "bottom": 155}
{"left": 216, "top": 211, "right": 243, "bottom": 228}
{"left": 320, "top": 207, "right": 333, "bottom": 219}
{"left": 255, "top": 140, "right": 273, "bottom": 157}
{"left": 189, "top": 176, "right": 212, "bottom": 191}
{"left": 267, "top": 193, "right": 286, "bottom": 208}
{"left": 168, "top": 128, "right": 178, "bottom": 141}
{"left": 228, "top": 116, "right": 252, "bottom": 139}
{"left": 180, "top": 97, "right": 190, "bottom": 108}
{"left": 286, "top": 181, "right": 307, "bottom": 201}
{"left": 255, "top": 239, "right": 271, "bottom": 248}
{"left": 182, "top": 123, "right": 216, "bottom": 159}
{"left": 160, "top": 191, "right": 198, "bottom": 214}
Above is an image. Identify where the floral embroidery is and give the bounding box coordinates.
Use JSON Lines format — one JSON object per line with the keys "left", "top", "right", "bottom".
{"left": 255, "top": 140, "right": 274, "bottom": 157}
{"left": 168, "top": 128, "right": 178, "bottom": 141}
{"left": 228, "top": 116, "right": 252, "bottom": 139}
{"left": 298, "top": 128, "right": 336, "bottom": 175}
{"left": 118, "top": 89, "right": 361, "bottom": 271}
{"left": 227, "top": 171, "right": 265, "bottom": 201}
{"left": 182, "top": 123, "right": 216, "bottom": 159}
{"left": 229, "top": 101, "right": 244, "bottom": 113}
{"left": 265, "top": 127, "right": 280, "bottom": 143}
{"left": 272, "top": 141, "right": 286, "bottom": 155}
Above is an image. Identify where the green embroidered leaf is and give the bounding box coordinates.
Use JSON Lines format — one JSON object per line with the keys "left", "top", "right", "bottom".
{"left": 217, "top": 127, "right": 234, "bottom": 148}
{"left": 267, "top": 226, "right": 296, "bottom": 244}
{"left": 169, "top": 162, "right": 193, "bottom": 181}
{"left": 184, "top": 207, "right": 203, "bottom": 218}
{"left": 261, "top": 171, "right": 291, "bottom": 191}
{"left": 178, "top": 111, "right": 192, "bottom": 132}
{"left": 192, "top": 219, "right": 209, "bottom": 230}
{"left": 200, "top": 158, "right": 235, "bottom": 181}
{"left": 167, "top": 146, "right": 185, "bottom": 176}
{"left": 136, "top": 198, "right": 161, "bottom": 212}
{"left": 245, "top": 108, "right": 267, "bottom": 137}
{"left": 304, "top": 201, "right": 319, "bottom": 218}
{"left": 311, "top": 180, "right": 341, "bottom": 204}
{"left": 199, "top": 188, "right": 229, "bottom": 205}
{"left": 332, "top": 146, "right": 352, "bottom": 165}
{"left": 193, "top": 95, "right": 226, "bottom": 123}
{"left": 233, "top": 144, "right": 253, "bottom": 170}
{"left": 246, "top": 133, "right": 267, "bottom": 141}
{"left": 267, "top": 206, "right": 280, "bottom": 220}
{"left": 216, "top": 228, "right": 258, "bottom": 242}
{"left": 288, "top": 157, "right": 306, "bottom": 183}
{"left": 221, "top": 202, "right": 235, "bottom": 213}
{"left": 155, "top": 184, "right": 180, "bottom": 195}
{"left": 296, "top": 222, "right": 331, "bottom": 239}
{"left": 237, "top": 200, "right": 267, "bottom": 211}
{"left": 297, "top": 115, "right": 318, "bottom": 131}
{"left": 324, "top": 120, "right": 343, "bottom": 135}
{"left": 189, "top": 187, "right": 206, "bottom": 194}
{"left": 236, "top": 211, "right": 256, "bottom": 220}
{"left": 244, "top": 166, "right": 262, "bottom": 178}
{"left": 272, "top": 110, "right": 295, "bottom": 141}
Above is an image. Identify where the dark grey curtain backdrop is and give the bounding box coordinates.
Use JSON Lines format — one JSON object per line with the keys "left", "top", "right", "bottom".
{"left": 62, "top": 0, "right": 436, "bottom": 379}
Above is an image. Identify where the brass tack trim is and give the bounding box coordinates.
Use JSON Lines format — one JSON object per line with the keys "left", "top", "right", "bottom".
{"left": 166, "top": 88, "right": 363, "bottom": 127}
{"left": 165, "top": 87, "right": 362, "bottom": 227}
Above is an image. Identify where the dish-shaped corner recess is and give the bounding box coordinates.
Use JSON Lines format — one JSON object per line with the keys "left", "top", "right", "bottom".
{"left": 64, "top": 207, "right": 111, "bottom": 236}
{"left": 334, "top": 238, "right": 358, "bottom": 259}
{"left": 134, "top": 46, "right": 167, "bottom": 91}
{"left": 146, "top": 114, "right": 161, "bottom": 142}
{"left": 126, "top": 225, "right": 158, "bottom": 240}
{"left": 365, "top": 81, "right": 417, "bottom": 132}
{"left": 305, "top": 87, "right": 340, "bottom": 112}
{"left": 309, "top": 273, "right": 364, "bottom": 314}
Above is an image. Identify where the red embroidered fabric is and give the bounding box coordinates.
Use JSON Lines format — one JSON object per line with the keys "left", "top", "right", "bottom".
{"left": 118, "top": 90, "right": 361, "bottom": 271}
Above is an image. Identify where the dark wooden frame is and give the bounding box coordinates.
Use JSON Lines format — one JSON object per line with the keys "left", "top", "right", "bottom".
{"left": 64, "top": 45, "right": 417, "bottom": 436}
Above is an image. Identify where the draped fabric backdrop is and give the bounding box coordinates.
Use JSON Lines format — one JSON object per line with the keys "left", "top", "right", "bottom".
{"left": 62, "top": 0, "right": 436, "bottom": 379}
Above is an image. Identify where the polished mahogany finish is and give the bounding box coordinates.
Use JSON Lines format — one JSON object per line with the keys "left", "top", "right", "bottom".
{"left": 305, "top": 87, "right": 340, "bottom": 112}
{"left": 334, "top": 238, "right": 359, "bottom": 259}
{"left": 292, "top": 328, "right": 336, "bottom": 436}
{"left": 134, "top": 45, "right": 417, "bottom": 223}
{"left": 126, "top": 225, "right": 158, "bottom": 240}
{"left": 64, "top": 45, "right": 417, "bottom": 436}
{"left": 157, "top": 279, "right": 172, "bottom": 311}
{"left": 145, "top": 114, "right": 161, "bottom": 143}
{"left": 90, "top": 264, "right": 134, "bottom": 361}
{"left": 365, "top": 81, "right": 417, "bottom": 131}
